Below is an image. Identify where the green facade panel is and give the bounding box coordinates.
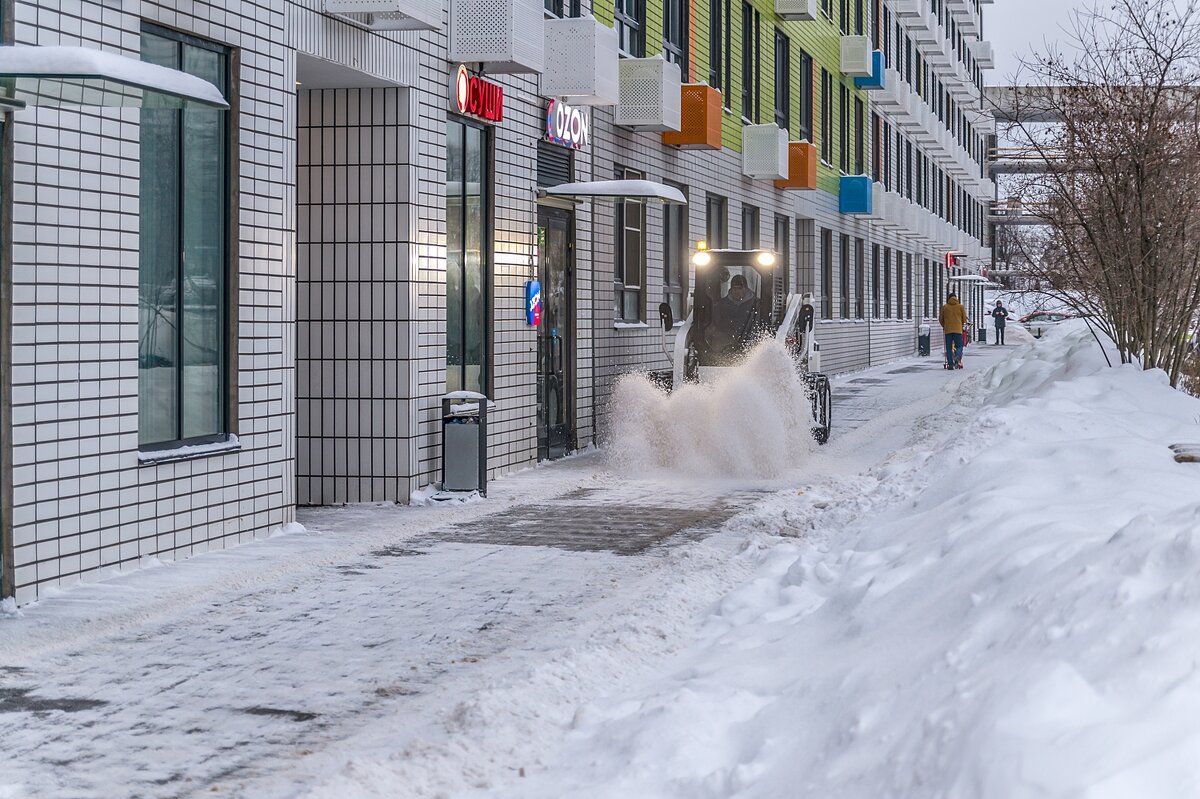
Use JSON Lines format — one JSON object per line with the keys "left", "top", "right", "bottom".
{"left": 588, "top": 0, "right": 871, "bottom": 198}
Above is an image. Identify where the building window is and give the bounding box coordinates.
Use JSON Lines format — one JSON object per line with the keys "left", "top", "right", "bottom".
{"left": 798, "top": 50, "right": 814, "bottom": 142}
{"left": 742, "top": 205, "right": 760, "bottom": 249}
{"left": 839, "top": 84, "right": 850, "bottom": 174}
{"left": 706, "top": 193, "right": 728, "bottom": 247}
{"left": 664, "top": 0, "right": 688, "bottom": 69}
{"left": 615, "top": 0, "right": 645, "bottom": 57}
{"left": 544, "top": 0, "right": 579, "bottom": 16}
{"left": 854, "top": 0, "right": 864, "bottom": 35}
{"left": 774, "top": 215, "right": 791, "bottom": 319}
{"left": 884, "top": 247, "right": 893, "bottom": 318}
{"left": 774, "top": 29, "right": 790, "bottom": 133}
{"left": 709, "top": 0, "right": 724, "bottom": 89}
{"left": 821, "top": 0, "right": 832, "bottom": 20}
{"left": 821, "top": 228, "right": 833, "bottom": 320}
{"left": 820, "top": 69, "right": 832, "bottom": 164}
{"left": 138, "top": 26, "right": 231, "bottom": 449}
{"left": 871, "top": 243, "right": 880, "bottom": 318}
{"left": 854, "top": 97, "right": 865, "bottom": 174}
{"left": 838, "top": 0, "right": 848, "bottom": 33}
{"left": 615, "top": 167, "right": 647, "bottom": 321}
{"left": 446, "top": 119, "right": 490, "bottom": 394}
{"left": 663, "top": 183, "right": 689, "bottom": 319}
{"left": 923, "top": 260, "right": 930, "bottom": 318}
{"left": 723, "top": 0, "right": 732, "bottom": 107}
{"left": 839, "top": 233, "right": 851, "bottom": 318}
{"left": 893, "top": 249, "right": 901, "bottom": 320}
{"left": 905, "top": 255, "right": 913, "bottom": 319}
{"left": 741, "top": 2, "right": 758, "bottom": 121}
{"left": 854, "top": 238, "right": 865, "bottom": 319}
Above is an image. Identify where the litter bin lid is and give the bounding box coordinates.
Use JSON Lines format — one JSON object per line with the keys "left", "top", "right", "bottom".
{"left": 919, "top": 324, "right": 931, "bottom": 335}
{"left": 443, "top": 391, "right": 496, "bottom": 417}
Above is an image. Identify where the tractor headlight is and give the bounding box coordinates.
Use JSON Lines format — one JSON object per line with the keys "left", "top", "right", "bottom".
{"left": 692, "top": 251, "right": 713, "bottom": 267}
{"left": 756, "top": 251, "right": 777, "bottom": 267}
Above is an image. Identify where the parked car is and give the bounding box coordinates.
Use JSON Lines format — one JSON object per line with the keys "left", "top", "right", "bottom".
{"left": 1020, "top": 311, "right": 1073, "bottom": 338}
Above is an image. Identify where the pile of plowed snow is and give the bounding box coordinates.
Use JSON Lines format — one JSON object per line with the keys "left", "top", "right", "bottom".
{"left": 512, "top": 324, "right": 1200, "bottom": 799}
{"left": 606, "top": 341, "right": 818, "bottom": 479}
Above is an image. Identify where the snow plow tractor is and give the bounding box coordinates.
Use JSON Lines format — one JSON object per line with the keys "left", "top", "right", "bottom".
{"left": 652, "top": 247, "right": 832, "bottom": 444}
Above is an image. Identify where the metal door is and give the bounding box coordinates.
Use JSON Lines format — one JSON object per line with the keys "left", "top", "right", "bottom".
{"left": 536, "top": 207, "right": 573, "bottom": 461}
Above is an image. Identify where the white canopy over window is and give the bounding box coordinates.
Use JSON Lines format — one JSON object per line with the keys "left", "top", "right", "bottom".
{"left": 0, "top": 45, "right": 228, "bottom": 110}
{"left": 540, "top": 179, "right": 688, "bottom": 205}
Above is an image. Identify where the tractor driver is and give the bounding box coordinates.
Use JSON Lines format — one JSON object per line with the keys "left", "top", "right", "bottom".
{"left": 708, "top": 273, "right": 757, "bottom": 357}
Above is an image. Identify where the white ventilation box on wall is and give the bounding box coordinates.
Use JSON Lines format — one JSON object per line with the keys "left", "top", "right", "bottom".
{"left": 541, "top": 16, "right": 619, "bottom": 104}
{"left": 324, "top": 0, "right": 441, "bottom": 29}
{"left": 899, "top": 90, "right": 925, "bottom": 130}
{"left": 875, "top": 68, "right": 906, "bottom": 110}
{"left": 840, "top": 36, "right": 873, "bottom": 77}
{"left": 866, "top": 182, "right": 887, "bottom": 221}
{"left": 615, "top": 56, "right": 682, "bottom": 131}
{"left": 742, "top": 124, "right": 789, "bottom": 180}
{"left": 971, "top": 39, "right": 995, "bottom": 68}
{"left": 775, "top": 0, "right": 818, "bottom": 21}
{"left": 449, "top": 0, "right": 544, "bottom": 74}
{"left": 882, "top": 190, "right": 906, "bottom": 230}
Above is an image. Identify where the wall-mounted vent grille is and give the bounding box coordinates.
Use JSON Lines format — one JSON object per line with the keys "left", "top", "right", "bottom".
{"left": 615, "top": 57, "right": 682, "bottom": 131}
{"left": 449, "top": 0, "right": 544, "bottom": 74}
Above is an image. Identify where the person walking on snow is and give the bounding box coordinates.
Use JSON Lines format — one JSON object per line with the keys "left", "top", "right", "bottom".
{"left": 991, "top": 300, "right": 1010, "bottom": 345}
{"left": 939, "top": 293, "right": 968, "bottom": 370}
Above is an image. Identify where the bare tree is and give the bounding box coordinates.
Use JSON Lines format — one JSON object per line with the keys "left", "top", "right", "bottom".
{"left": 1001, "top": 0, "right": 1200, "bottom": 386}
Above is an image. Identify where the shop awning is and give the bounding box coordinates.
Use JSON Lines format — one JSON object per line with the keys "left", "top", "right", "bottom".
{"left": 948, "top": 274, "right": 990, "bottom": 283}
{"left": 0, "top": 45, "right": 229, "bottom": 110}
{"left": 539, "top": 180, "right": 688, "bottom": 205}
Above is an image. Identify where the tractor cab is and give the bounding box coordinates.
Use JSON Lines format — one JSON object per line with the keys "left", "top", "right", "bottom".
{"left": 652, "top": 246, "right": 832, "bottom": 443}
{"left": 689, "top": 248, "right": 781, "bottom": 369}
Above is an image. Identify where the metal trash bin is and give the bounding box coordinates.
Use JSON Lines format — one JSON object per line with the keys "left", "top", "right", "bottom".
{"left": 442, "top": 392, "right": 489, "bottom": 496}
{"left": 918, "top": 324, "right": 931, "bottom": 356}
{"left": 977, "top": 326, "right": 987, "bottom": 343}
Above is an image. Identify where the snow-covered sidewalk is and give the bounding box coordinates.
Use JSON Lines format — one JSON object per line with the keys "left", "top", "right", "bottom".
{"left": 9, "top": 327, "right": 1187, "bottom": 799}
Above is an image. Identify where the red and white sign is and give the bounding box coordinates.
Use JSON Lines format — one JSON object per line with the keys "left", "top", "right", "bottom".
{"left": 452, "top": 64, "right": 504, "bottom": 123}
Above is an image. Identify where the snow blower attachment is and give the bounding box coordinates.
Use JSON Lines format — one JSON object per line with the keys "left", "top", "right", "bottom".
{"left": 652, "top": 247, "right": 831, "bottom": 444}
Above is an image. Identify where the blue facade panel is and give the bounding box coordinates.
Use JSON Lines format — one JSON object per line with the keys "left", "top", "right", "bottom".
{"left": 853, "top": 51, "right": 886, "bottom": 91}
{"left": 840, "top": 176, "right": 873, "bottom": 215}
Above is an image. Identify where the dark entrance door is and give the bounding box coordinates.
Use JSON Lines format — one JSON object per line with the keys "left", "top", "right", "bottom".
{"left": 536, "top": 207, "right": 573, "bottom": 461}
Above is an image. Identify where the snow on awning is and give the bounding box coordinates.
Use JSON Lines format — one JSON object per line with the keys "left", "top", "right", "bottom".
{"left": 540, "top": 180, "right": 688, "bottom": 205}
{"left": 948, "top": 275, "right": 989, "bottom": 283}
{"left": 0, "top": 45, "right": 229, "bottom": 110}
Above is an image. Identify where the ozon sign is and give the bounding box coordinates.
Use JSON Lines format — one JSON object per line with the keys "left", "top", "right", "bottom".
{"left": 545, "top": 99, "right": 590, "bottom": 150}
{"left": 451, "top": 65, "right": 504, "bottom": 122}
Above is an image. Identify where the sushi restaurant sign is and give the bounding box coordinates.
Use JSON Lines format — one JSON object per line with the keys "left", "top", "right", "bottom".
{"left": 451, "top": 64, "right": 504, "bottom": 122}
{"left": 545, "top": 99, "right": 590, "bottom": 150}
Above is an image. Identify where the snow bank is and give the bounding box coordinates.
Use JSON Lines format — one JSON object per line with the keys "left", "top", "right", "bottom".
{"left": 606, "top": 341, "right": 818, "bottom": 479}
{"left": 513, "top": 327, "right": 1200, "bottom": 798}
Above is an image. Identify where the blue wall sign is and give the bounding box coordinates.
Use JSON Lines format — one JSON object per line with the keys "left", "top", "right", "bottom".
{"left": 525, "top": 280, "right": 542, "bottom": 326}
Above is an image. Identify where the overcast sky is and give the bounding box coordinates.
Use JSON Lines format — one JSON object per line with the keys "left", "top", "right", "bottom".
{"left": 985, "top": 0, "right": 1086, "bottom": 84}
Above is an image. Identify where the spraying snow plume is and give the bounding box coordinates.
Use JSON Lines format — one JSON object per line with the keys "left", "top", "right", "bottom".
{"left": 606, "top": 340, "right": 818, "bottom": 479}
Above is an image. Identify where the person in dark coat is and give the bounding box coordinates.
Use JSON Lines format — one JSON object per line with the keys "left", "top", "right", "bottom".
{"left": 708, "top": 274, "right": 757, "bottom": 356}
{"left": 991, "top": 300, "right": 1010, "bottom": 345}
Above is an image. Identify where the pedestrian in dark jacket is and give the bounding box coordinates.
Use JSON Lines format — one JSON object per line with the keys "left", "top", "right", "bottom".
{"left": 991, "top": 300, "right": 1009, "bottom": 345}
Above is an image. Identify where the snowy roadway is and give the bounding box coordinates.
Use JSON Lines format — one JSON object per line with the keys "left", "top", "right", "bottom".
{"left": 11, "top": 327, "right": 1198, "bottom": 798}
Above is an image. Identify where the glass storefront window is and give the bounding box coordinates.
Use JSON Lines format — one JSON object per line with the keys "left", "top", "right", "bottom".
{"left": 446, "top": 119, "right": 489, "bottom": 394}
{"left": 138, "top": 25, "right": 229, "bottom": 449}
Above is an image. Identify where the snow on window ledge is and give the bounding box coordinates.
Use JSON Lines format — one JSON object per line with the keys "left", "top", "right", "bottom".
{"left": 138, "top": 435, "right": 241, "bottom": 465}
{"left": 613, "top": 321, "right": 649, "bottom": 330}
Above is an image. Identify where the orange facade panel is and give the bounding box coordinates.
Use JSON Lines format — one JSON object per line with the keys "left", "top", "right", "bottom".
{"left": 661, "top": 84, "right": 722, "bottom": 149}
{"left": 775, "top": 141, "right": 818, "bottom": 190}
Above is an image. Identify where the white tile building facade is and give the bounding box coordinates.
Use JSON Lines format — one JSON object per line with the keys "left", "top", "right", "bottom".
{"left": 0, "top": 0, "right": 995, "bottom": 603}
